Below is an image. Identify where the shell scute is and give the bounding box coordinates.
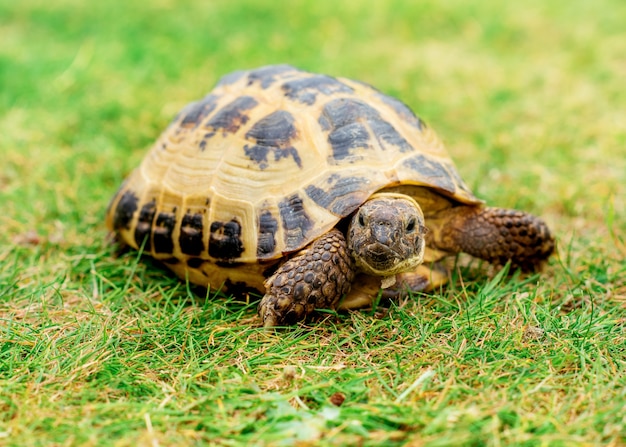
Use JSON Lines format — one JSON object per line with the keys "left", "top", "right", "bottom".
{"left": 376, "top": 93, "right": 425, "bottom": 131}
{"left": 243, "top": 110, "right": 302, "bottom": 170}
{"left": 400, "top": 154, "right": 457, "bottom": 194}
{"left": 134, "top": 200, "right": 157, "bottom": 250}
{"left": 209, "top": 218, "right": 244, "bottom": 261}
{"left": 179, "top": 212, "right": 205, "bottom": 256}
{"left": 247, "top": 64, "right": 298, "bottom": 89}
{"left": 257, "top": 208, "right": 280, "bottom": 258}
{"left": 153, "top": 211, "right": 177, "bottom": 254}
{"left": 180, "top": 94, "right": 220, "bottom": 129}
{"left": 113, "top": 190, "right": 139, "bottom": 231}
{"left": 278, "top": 194, "right": 314, "bottom": 251}
{"left": 305, "top": 174, "right": 372, "bottom": 216}
{"left": 320, "top": 98, "right": 413, "bottom": 165}
{"left": 204, "top": 96, "right": 258, "bottom": 136}
{"left": 282, "top": 75, "right": 354, "bottom": 105}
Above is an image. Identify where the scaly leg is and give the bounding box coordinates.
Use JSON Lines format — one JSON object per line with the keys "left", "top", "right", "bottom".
{"left": 430, "top": 206, "right": 554, "bottom": 271}
{"left": 258, "top": 229, "right": 355, "bottom": 327}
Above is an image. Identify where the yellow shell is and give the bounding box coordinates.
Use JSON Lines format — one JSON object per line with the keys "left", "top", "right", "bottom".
{"left": 106, "top": 65, "right": 479, "bottom": 292}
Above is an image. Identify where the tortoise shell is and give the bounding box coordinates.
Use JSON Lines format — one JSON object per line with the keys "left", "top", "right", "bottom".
{"left": 106, "top": 65, "right": 480, "bottom": 292}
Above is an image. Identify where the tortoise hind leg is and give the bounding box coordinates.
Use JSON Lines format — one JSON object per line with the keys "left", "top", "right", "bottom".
{"left": 431, "top": 206, "right": 555, "bottom": 271}
{"left": 258, "top": 229, "right": 355, "bottom": 327}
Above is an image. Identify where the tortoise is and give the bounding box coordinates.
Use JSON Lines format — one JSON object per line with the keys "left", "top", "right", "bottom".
{"left": 105, "top": 64, "right": 554, "bottom": 327}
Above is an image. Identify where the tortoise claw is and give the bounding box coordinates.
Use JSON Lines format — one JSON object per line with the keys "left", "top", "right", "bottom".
{"left": 257, "top": 229, "right": 355, "bottom": 326}
{"left": 259, "top": 305, "right": 279, "bottom": 328}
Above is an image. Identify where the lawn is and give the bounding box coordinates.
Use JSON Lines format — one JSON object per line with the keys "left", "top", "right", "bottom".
{"left": 1, "top": 0, "right": 625, "bottom": 445}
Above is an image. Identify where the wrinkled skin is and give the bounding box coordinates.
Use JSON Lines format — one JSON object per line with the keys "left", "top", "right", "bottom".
{"left": 347, "top": 194, "right": 426, "bottom": 277}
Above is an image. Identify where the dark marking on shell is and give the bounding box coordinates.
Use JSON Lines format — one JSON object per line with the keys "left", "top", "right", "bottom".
{"left": 326, "top": 123, "right": 371, "bottom": 161}
{"left": 243, "top": 110, "right": 302, "bottom": 169}
{"left": 113, "top": 190, "right": 139, "bottom": 230}
{"left": 180, "top": 94, "right": 219, "bottom": 128}
{"left": 134, "top": 200, "right": 156, "bottom": 250}
{"left": 257, "top": 210, "right": 279, "bottom": 258}
{"left": 247, "top": 65, "right": 297, "bottom": 89}
{"left": 209, "top": 219, "right": 244, "bottom": 261}
{"left": 199, "top": 132, "right": 214, "bottom": 151}
{"left": 305, "top": 175, "right": 370, "bottom": 216}
{"left": 282, "top": 75, "right": 354, "bottom": 105}
{"left": 402, "top": 154, "right": 456, "bottom": 194}
{"left": 179, "top": 213, "right": 204, "bottom": 256}
{"left": 153, "top": 212, "right": 176, "bottom": 254}
{"left": 205, "top": 96, "right": 258, "bottom": 135}
{"left": 446, "top": 165, "right": 473, "bottom": 194}
{"left": 376, "top": 93, "right": 425, "bottom": 130}
{"left": 319, "top": 100, "right": 371, "bottom": 160}
{"left": 278, "top": 194, "right": 313, "bottom": 250}
{"left": 319, "top": 98, "right": 412, "bottom": 163}
{"left": 187, "top": 257, "right": 204, "bottom": 269}
{"left": 161, "top": 257, "right": 181, "bottom": 265}
{"left": 319, "top": 98, "right": 381, "bottom": 131}
{"left": 246, "top": 111, "right": 298, "bottom": 146}
{"left": 369, "top": 119, "right": 412, "bottom": 153}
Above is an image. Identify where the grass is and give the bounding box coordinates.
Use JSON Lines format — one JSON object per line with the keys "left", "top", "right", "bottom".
{"left": 1, "top": 0, "right": 625, "bottom": 445}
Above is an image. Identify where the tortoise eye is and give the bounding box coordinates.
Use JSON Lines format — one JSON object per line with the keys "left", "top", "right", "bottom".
{"left": 358, "top": 213, "right": 365, "bottom": 227}
{"left": 406, "top": 218, "right": 416, "bottom": 232}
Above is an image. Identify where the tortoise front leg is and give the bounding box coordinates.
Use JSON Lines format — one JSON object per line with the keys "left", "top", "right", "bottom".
{"left": 431, "top": 206, "right": 554, "bottom": 271}
{"left": 258, "top": 229, "right": 355, "bottom": 327}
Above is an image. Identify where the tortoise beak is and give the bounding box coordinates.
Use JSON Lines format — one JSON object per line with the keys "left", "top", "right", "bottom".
{"left": 363, "top": 242, "right": 401, "bottom": 271}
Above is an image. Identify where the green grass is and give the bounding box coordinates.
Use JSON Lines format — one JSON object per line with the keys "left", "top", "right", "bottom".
{"left": 1, "top": 0, "right": 625, "bottom": 445}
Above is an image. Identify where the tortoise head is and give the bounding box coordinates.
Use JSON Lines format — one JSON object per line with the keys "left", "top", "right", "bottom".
{"left": 347, "top": 193, "right": 426, "bottom": 277}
